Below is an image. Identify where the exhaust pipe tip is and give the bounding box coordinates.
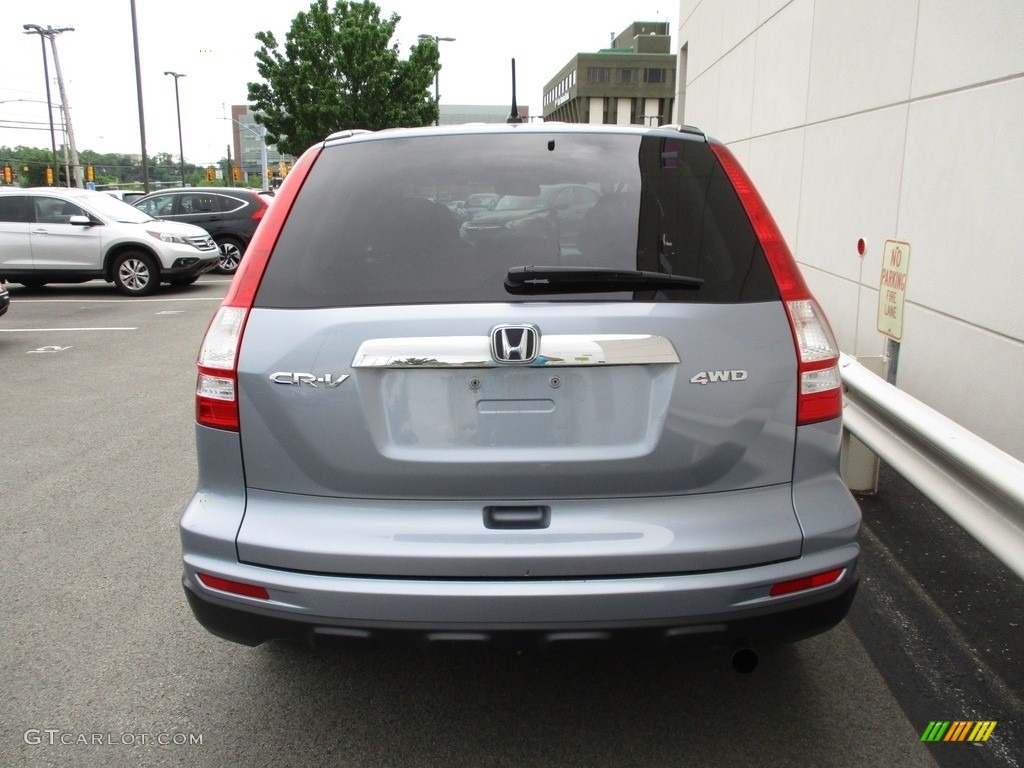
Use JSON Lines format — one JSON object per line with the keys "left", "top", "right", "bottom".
{"left": 732, "top": 646, "right": 759, "bottom": 674}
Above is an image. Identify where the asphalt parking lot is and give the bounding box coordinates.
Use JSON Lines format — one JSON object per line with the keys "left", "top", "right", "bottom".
{"left": 0, "top": 276, "right": 1016, "bottom": 767}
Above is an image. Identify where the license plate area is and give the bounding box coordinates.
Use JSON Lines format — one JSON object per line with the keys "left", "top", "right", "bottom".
{"left": 362, "top": 365, "right": 668, "bottom": 453}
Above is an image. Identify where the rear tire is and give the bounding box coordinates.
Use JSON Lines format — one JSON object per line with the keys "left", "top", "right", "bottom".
{"left": 214, "top": 238, "right": 243, "bottom": 274}
{"left": 113, "top": 251, "right": 159, "bottom": 296}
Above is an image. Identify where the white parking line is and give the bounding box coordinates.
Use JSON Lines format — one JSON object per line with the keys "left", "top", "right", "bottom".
{"left": 0, "top": 327, "right": 138, "bottom": 332}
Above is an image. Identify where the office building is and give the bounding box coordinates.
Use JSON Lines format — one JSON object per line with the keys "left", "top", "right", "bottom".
{"left": 230, "top": 105, "right": 293, "bottom": 179}
{"left": 542, "top": 22, "right": 675, "bottom": 125}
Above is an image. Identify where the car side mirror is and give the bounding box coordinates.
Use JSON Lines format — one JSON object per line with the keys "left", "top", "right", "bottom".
{"left": 68, "top": 215, "right": 94, "bottom": 226}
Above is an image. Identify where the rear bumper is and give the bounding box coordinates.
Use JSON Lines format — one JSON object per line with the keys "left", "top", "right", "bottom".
{"left": 181, "top": 546, "right": 859, "bottom": 649}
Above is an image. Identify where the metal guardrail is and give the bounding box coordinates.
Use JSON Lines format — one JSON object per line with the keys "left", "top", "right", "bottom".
{"left": 839, "top": 353, "right": 1024, "bottom": 580}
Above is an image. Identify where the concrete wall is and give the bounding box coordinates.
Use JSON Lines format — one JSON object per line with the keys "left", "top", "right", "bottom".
{"left": 675, "top": 0, "right": 1024, "bottom": 460}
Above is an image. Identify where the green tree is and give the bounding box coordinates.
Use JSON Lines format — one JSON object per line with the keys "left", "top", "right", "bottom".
{"left": 247, "top": 0, "right": 439, "bottom": 156}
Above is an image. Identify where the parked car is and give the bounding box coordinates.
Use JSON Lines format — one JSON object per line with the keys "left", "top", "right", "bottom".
{"left": 181, "top": 124, "right": 859, "bottom": 665}
{"left": 460, "top": 192, "right": 498, "bottom": 220}
{"left": 0, "top": 280, "right": 9, "bottom": 317}
{"left": 132, "top": 187, "right": 268, "bottom": 274}
{"left": 460, "top": 183, "right": 600, "bottom": 258}
{"left": 104, "top": 189, "right": 147, "bottom": 205}
{"left": 0, "top": 187, "right": 219, "bottom": 296}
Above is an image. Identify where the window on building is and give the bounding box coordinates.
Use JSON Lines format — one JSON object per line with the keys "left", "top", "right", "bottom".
{"left": 588, "top": 67, "right": 611, "bottom": 83}
{"left": 644, "top": 68, "right": 666, "bottom": 84}
{"left": 617, "top": 68, "right": 635, "bottom": 84}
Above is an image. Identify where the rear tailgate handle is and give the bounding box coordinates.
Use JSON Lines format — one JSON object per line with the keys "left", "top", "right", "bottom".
{"left": 484, "top": 506, "right": 551, "bottom": 530}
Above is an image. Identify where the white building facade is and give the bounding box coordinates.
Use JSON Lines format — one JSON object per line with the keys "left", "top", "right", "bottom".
{"left": 674, "top": 0, "right": 1024, "bottom": 459}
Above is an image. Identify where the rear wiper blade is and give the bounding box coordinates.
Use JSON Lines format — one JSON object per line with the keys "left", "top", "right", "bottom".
{"left": 505, "top": 265, "right": 703, "bottom": 294}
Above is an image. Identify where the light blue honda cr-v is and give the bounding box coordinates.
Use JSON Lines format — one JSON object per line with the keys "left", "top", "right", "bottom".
{"left": 180, "top": 123, "right": 860, "bottom": 668}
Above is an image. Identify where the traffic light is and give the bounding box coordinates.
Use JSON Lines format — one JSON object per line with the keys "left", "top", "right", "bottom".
{"left": 266, "top": 167, "right": 274, "bottom": 180}
{"left": 2, "top": 166, "right": 12, "bottom": 184}
{"left": 232, "top": 167, "right": 241, "bottom": 182}
{"left": 206, "top": 167, "right": 215, "bottom": 182}
{"left": 45, "top": 166, "right": 54, "bottom": 185}
{"left": 86, "top": 164, "right": 95, "bottom": 182}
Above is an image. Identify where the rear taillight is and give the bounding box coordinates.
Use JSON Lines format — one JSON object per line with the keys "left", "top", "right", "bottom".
{"left": 194, "top": 146, "right": 321, "bottom": 431}
{"left": 787, "top": 298, "right": 842, "bottom": 424}
{"left": 251, "top": 197, "right": 267, "bottom": 221}
{"left": 710, "top": 142, "right": 842, "bottom": 425}
{"left": 196, "top": 306, "right": 247, "bottom": 430}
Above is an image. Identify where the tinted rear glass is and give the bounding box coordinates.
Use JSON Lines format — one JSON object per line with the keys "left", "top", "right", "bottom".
{"left": 256, "top": 131, "right": 779, "bottom": 308}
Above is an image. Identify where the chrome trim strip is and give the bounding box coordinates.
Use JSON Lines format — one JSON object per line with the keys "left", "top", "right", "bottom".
{"left": 351, "top": 334, "right": 679, "bottom": 368}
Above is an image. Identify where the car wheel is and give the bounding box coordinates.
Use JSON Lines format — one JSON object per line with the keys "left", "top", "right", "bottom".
{"left": 215, "top": 239, "right": 243, "bottom": 274}
{"left": 113, "top": 251, "right": 159, "bottom": 296}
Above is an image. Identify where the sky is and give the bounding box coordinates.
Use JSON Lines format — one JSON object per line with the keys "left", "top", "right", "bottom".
{"left": 0, "top": 0, "right": 676, "bottom": 164}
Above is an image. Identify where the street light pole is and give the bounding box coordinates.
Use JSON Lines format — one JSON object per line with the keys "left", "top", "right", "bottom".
{"left": 22, "top": 24, "right": 60, "bottom": 186}
{"left": 418, "top": 34, "right": 455, "bottom": 126}
{"left": 164, "top": 71, "right": 187, "bottom": 186}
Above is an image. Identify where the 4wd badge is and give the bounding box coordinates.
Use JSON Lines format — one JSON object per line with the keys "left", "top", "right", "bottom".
{"left": 690, "top": 370, "right": 748, "bottom": 385}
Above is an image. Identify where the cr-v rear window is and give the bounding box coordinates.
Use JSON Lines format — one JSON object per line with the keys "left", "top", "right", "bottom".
{"left": 254, "top": 130, "right": 779, "bottom": 308}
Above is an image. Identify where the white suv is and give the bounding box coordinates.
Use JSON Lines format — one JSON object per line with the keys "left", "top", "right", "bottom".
{"left": 0, "top": 187, "right": 219, "bottom": 296}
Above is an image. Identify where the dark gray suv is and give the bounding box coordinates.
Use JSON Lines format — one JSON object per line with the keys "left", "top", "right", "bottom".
{"left": 181, "top": 124, "right": 860, "bottom": 662}
{"left": 133, "top": 188, "right": 268, "bottom": 274}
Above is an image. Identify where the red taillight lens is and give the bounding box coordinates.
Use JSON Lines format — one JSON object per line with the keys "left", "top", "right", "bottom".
{"left": 770, "top": 568, "right": 844, "bottom": 597}
{"left": 710, "top": 141, "right": 842, "bottom": 425}
{"left": 194, "top": 146, "right": 321, "bottom": 431}
{"left": 198, "top": 573, "right": 270, "bottom": 600}
{"left": 787, "top": 298, "right": 843, "bottom": 424}
{"left": 250, "top": 197, "right": 267, "bottom": 221}
{"left": 195, "top": 306, "right": 247, "bottom": 431}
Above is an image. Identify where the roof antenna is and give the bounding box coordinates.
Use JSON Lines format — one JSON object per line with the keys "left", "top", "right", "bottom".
{"left": 506, "top": 58, "right": 523, "bottom": 124}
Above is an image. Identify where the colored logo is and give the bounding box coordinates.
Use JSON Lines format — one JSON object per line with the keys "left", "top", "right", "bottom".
{"left": 921, "top": 721, "right": 997, "bottom": 742}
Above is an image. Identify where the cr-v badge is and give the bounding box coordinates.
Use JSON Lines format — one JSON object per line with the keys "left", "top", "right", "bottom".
{"left": 269, "top": 372, "right": 349, "bottom": 388}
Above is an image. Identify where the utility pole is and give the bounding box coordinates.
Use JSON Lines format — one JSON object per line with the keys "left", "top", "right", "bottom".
{"left": 130, "top": 0, "right": 150, "bottom": 193}
{"left": 22, "top": 24, "right": 60, "bottom": 186}
{"left": 45, "top": 26, "right": 81, "bottom": 188}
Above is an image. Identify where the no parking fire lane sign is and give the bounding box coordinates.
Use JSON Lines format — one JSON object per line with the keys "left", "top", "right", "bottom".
{"left": 877, "top": 239, "right": 911, "bottom": 341}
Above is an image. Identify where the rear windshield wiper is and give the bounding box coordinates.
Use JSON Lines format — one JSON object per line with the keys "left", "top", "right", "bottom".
{"left": 505, "top": 265, "right": 703, "bottom": 295}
